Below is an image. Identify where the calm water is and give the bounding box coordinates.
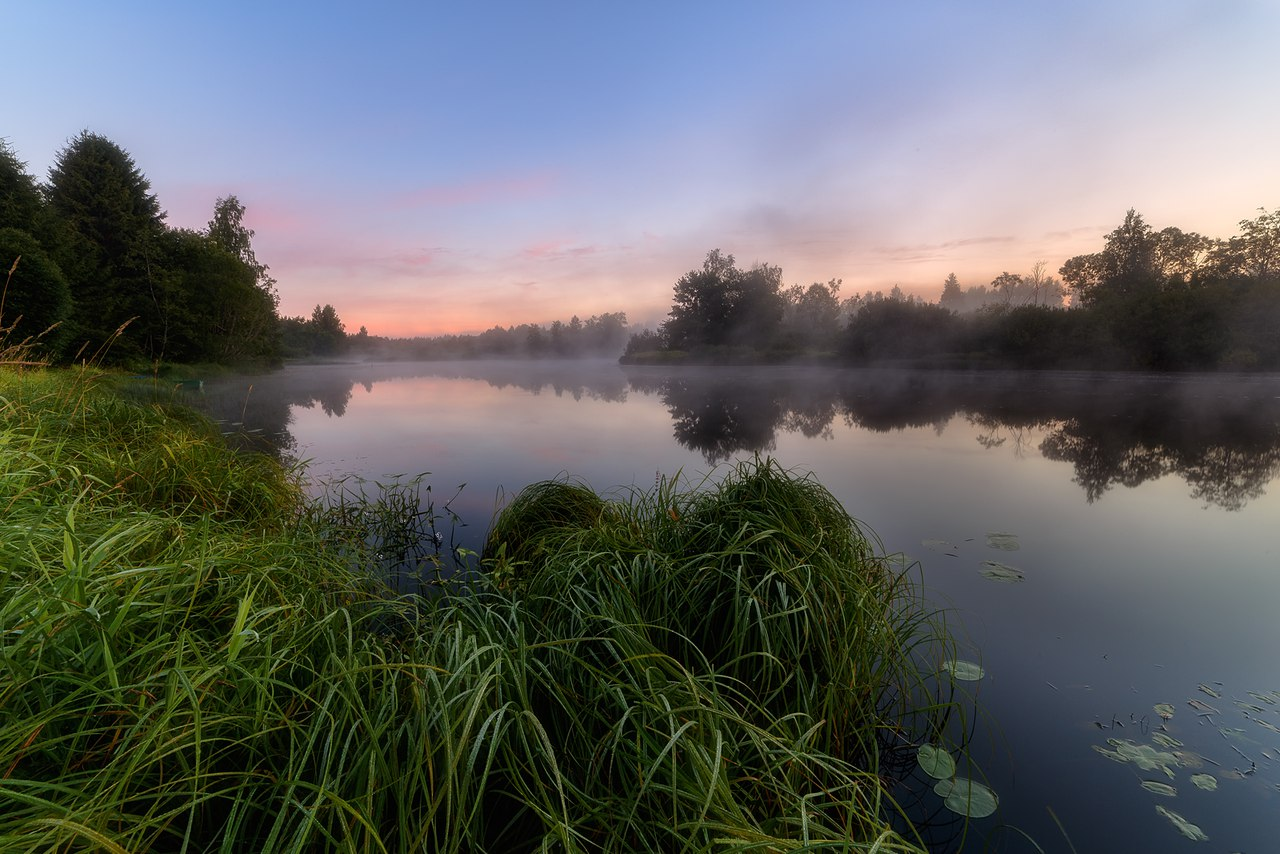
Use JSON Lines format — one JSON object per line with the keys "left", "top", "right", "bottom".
{"left": 200, "top": 361, "right": 1280, "bottom": 852}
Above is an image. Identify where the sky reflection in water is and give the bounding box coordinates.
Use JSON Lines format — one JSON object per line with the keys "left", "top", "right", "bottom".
{"left": 200, "top": 362, "right": 1280, "bottom": 852}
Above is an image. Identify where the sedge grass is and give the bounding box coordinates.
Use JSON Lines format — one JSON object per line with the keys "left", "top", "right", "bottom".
{"left": 1, "top": 367, "right": 960, "bottom": 852}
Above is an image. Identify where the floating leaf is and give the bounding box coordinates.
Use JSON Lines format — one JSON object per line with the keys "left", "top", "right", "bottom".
{"left": 1197, "top": 683, "right": 1221, "bottom": 699}
{"left": 1218, "top": 726, "right": 1255, "bottom": 745}
{"left": 934, "top": 777, "right": 999, "bottom": 818}
{"left": 922, "top": 539, "right": 958, "bottom": 554}
{"left": 1141, "top": 780, "right": 1177, "bottom": 797}
{"left": 1187, "top": 699, "right": 1219, "bottom": 715}
{"left": 1095, "top": 739, "right": 1178, "bottom": 779}
{"left": 1151, "top": 731, "right": 1182, "bottom": 749}
{"left": 941, "top": 659, "right": 985, "bottom": 681}
{"left": 1234, "top": 700, "right": 1267, "bottom": 714}
{"left": 1247, "top": 690, "right": 1277, "bottom": 706}
{"left": 1155, "top": 806, "right": 1208, "bottom": 842}
{"left": 916, "top": 744, "right": 957, "bottom": 780}
{"left": 1173, "top": 750, "right": 1205, "bottom": 770}
{"left": 1189, "top": 774, "right": 1217, "bottom": 792}
{"left": 1092, "top": 744, "right": 1129, "bottom": 764}
{"left": 985, "top": 532, "right": 1020, "bottom": 551}
{"left": 1255, "top": 718, "right": 1280, "bottom": 734}
{"left": 1154, "top": 703, "right": 1176, "bottom": 720}
{"left": 978, "top": 561, "right": 1025, "bottom": 583}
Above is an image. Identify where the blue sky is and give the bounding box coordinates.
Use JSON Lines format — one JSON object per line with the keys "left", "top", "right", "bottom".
{"left": 6, "top": 1, "right": 1279, "bottom": 335}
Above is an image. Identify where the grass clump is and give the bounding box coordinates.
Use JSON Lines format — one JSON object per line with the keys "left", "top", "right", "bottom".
{"left": 1, "top": 368, "right": 955, "bottom": 852}
{"left": 482, "top": 459, "right": 956, "bottom": 849}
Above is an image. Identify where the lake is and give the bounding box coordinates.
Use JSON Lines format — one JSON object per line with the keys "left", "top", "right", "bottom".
{"left": 199, "top": 360, "right": 1280, "bottom": 852}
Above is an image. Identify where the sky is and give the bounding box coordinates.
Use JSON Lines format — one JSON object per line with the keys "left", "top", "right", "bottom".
{"left": 6, "top": 1, "right": 1279, "bottom": 336}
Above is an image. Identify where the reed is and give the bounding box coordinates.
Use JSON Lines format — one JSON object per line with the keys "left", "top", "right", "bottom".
{"left": 0, "top": 367, "right": 957, "bottom": 852}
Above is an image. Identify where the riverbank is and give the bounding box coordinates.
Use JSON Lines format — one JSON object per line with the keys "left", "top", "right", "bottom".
{"left": 0, "top": 367, "right": 960, "bottom": 851}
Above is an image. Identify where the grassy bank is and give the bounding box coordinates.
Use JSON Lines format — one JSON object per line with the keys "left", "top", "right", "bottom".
{"left": 0, "top": 367, "right": 958, "bottom": 852}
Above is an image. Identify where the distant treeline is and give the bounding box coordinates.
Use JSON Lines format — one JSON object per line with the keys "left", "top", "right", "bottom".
{"left": 318, "top": 312, "right": 631, "bottom": 361}
{"left": 626, "top": 209, "right": 1280, "bottom": 371}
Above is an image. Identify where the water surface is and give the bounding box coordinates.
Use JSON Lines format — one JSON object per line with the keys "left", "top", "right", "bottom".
{"left": 200, "top": 361, "right": 1280, "bottom": 852}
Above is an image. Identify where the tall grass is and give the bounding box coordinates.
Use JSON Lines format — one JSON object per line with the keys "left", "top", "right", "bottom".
{"left": 1, "top": 367, "right": 958, "bottom": 852}
{"left": 482, "top": 461, "right": 957, "bottom": 849}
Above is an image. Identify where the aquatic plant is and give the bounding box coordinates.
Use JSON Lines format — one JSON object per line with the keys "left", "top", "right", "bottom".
{"left": 978, "top": 561, "right": 1024, "bottom": 583}
{"left": 933, "top": 777, "right": 999, "bottom": 819}
{"left": 1155, "top": 805, "right": 1209, "bottom": 842}
{"left": 916, "top": 744, "right": 957, "bottom": 780}
{"left": 941, "top": 659, "right": 986, "bottom": 682}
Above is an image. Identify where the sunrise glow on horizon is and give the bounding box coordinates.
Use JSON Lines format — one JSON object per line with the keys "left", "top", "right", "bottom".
{"left": 8, "top": 2, "right": 1279, "bottom": 338}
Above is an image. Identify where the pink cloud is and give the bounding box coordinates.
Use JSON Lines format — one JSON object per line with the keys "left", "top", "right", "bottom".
{"left": 520, "top": 240, "right": 598, "bottom": 261}
{"left": 873, "top": 235, "right": 1015, "bottom": 265}
{"left": 158, "top": 181, "right": 325, "bottom": 237}
{"left": 390, "top": 249, "right": 436, "bottom": 269}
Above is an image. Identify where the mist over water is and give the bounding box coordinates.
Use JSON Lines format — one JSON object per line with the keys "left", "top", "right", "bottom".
{"left": 198, "top": 361, "right": 1280, "bottom": 852}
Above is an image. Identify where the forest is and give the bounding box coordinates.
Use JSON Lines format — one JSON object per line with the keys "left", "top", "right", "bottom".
{"left": 627, "top": 209, "right": 1280, "bottom": 371}
{"left": 0, "top": 133, "right": 292, "bottom": 366}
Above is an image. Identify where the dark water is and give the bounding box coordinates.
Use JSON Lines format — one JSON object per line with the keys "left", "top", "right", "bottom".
{"left": 199, "top": 361, "right": 1280, "bottom": 852}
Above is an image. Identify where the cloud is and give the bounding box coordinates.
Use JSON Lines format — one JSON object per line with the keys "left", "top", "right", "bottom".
{"left": 876, "top": 235, "right": 1016, "bottom": 264}
{"left": 519, "top": 239, "right": 599, "bottom": 261}
{"left": 1042, "top": 225, "right": 1106, "bottom": 242}
{"left": 393, "top": 172, "right": 557, "bottom": 209}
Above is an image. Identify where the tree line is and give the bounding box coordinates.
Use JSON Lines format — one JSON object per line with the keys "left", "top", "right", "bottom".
{"left": 0, "top": 133, "right": 291, "bottom": 365}
{"left": 624, "top": 208, "right": 1280, "bottom": 370}
{"left": 334, "top": 312, "right": 631, "bottom": 361}
{"left": 7, "top": 130, "right": 1271, "bottom": 373}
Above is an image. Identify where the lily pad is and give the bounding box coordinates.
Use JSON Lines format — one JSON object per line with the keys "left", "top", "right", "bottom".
{"left": 1154, "top": 703, "right": 1176, "bottom": 720}
{"left": 1151, "top": 731, "right": 1182, "bottom": 749}
{"left": 1140, "top": 780, "right": 1177, "bottom": 797}
{"left": 978, "top": 561, "right": 1025, "bottom": 583}
{"left": 922, "top": 539, "right": 959, "bottom": 554}
{"left": 1092, "top": 744, "right": 1129, "bottom": 764}
{"left": 1094, "top": 739, "right": 1178, "bottom": 779}
{"left": 916, "top": 744, "right": 957, "bottom": 780}
{"left": 941, "top": 659, "right": 985, "bottom": 681}
{"left": 934, "top": 777, "right": 999, "bottom": 818}
{"left": 985, "top": 532, "right": 1020, "bottom": 551}
{"left": 1155, "top": 805, "right": 1208, "bottom": 842}
{"left": 1173, "top": 750, "right": 1205, "bottom": 770}
{"left": 1189, "top": 773, "right": 1217, "bottom": 791}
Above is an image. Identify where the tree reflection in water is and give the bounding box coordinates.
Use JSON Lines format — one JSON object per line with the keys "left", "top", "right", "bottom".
{"left": 639, "top": 367, "right": 1280, "bottom": 511}
{"left": 198, "top": 362, "right": 1280, "bottom": 512}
